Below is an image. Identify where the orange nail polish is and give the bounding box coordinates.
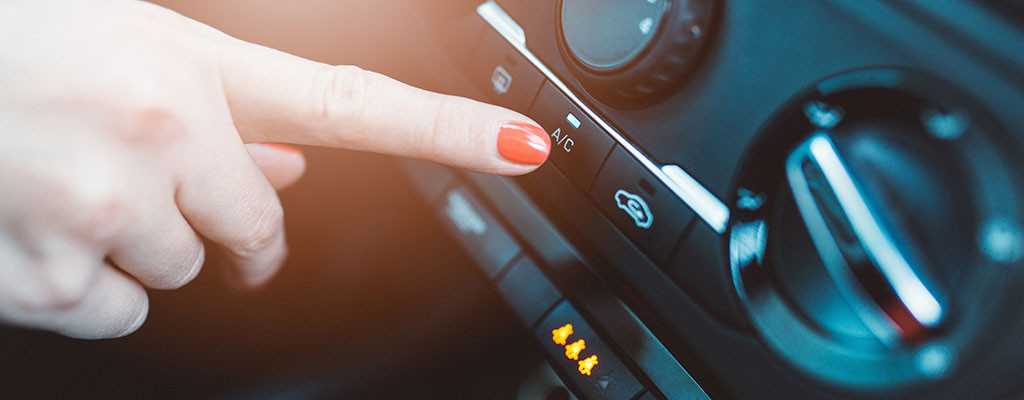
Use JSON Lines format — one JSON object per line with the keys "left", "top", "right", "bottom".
{"left": 497, "top": 122, "right": 551, "bottom": 165}
{"left": 258, "top": 143, "right": 302, "bottom": 154}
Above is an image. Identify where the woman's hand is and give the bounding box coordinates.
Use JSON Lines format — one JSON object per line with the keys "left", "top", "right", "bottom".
{"left": 0, "top": 0, "right": 550, "bottom": 339}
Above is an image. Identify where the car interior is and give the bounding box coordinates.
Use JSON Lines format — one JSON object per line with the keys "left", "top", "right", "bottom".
{"left": 2, "top": 0, "right": 1023, "bottom": 399}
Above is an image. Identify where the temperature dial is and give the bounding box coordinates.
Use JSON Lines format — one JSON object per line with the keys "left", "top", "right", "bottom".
{"left": 558, "top": 0, "right": 717, "bottom": 108}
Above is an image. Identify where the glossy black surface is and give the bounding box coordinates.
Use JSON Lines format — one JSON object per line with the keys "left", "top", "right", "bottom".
{"left": 497, "top": 257, "right": 563, "bottom": 326}
{"left": 536, "top": 301, "right": 645, "bottom": 400}
{"left": 501, "top": 0, "right": 1024, "bottom": 201}
{"left": 417, "top": 0, "right": 1024, "bottom": 399}
{"left": 529, "top": 82, "right": 616, "bottom": 190}
{"left": 438, "top": 186, "right": 523, "bottom": 279}
{"left": 469, "top": 27, "right": 545, "bottom": 113}
{"left": 590, "top": 146, "right": 693, "bottom": 263}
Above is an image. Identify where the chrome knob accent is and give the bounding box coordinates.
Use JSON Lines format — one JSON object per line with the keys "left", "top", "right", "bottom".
{"left": 786, "top": 132, "right": 943, "bottom": 346}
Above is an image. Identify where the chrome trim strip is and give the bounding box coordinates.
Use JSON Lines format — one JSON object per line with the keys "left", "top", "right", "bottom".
{"left": 477, "top": 1, "right": 730, "bottom": 234}
{"left": 786, "top": 133, "right": 943, "bottom": 345}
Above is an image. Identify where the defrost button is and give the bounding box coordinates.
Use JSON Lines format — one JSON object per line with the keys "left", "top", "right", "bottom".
{"left": 468, "top": 28, "right": 545, "bottom": 113}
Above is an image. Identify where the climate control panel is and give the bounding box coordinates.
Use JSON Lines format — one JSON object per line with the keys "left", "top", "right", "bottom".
{"left": 411, "top": 0, "right": 1024, "bottom": 398}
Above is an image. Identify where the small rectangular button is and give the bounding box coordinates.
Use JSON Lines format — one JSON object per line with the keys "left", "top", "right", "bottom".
{"left": 438, "top": 186, "right": 521, "bottom": 279}
{"left": 536, "top": 301, "right": 644, "bottom": 400}
{"left": 529, "top": 82, "right": 615, "bottom": 190}
{"left": 468, "top": 28, "right": 545, "bottom": 113}
{"left": 667, "top": 223, "right": 747, "bottom": 326}
{"left": 590, "top": 146, "right": 694, "bottom": 262}
{"left": 399, "top": 159, "right": 455, "bottom": 203}
{"left": 496, "top": 257, "right": 562, "bottom": 326}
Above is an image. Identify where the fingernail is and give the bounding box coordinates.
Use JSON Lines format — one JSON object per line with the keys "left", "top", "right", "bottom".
{"left": 497, "top": 122, "right": 551, "bottom": 165}
{"left": 256, "top": 143, "right": 302, "bottom": 154}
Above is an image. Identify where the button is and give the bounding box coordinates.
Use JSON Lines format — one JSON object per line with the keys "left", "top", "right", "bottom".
{"left": 400, "top": 159, "right": 455, "bottom": 202}
{"left": 496, "top": 257, "right": 562, "bottom": 326}
{"left": 535, "top": 301, "right": 644, "bottom": 400}
{"left": 438, "top": 187, "right": 521, "bottom": 279}
{"left": 667, "top": 222, "right": 748, "bottom": 327}
{"left": 529, "top": 82, "right": 615, "bottom": 190}
{"left": 468, "top": 28, "right": 545, "bottom": 113}
{"left": 590, "top": 146, "right": 693, "bottom": 262}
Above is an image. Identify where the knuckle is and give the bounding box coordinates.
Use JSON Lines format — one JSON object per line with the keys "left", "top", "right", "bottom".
{"left": 115, "top": 71, "right": 171, "bottom": 111}
{"left": 15, "top": 263, "right": 90, "bottom": 313}
{"left": 31, "top": 292, "right": 85, "bottom": 312}
{"left": 12, "top": 291, "right": 84, "bottom": 314}
{"left": 129, "top": 104, "right": 184, "bottom": 144}
{"left": 30, "top": 169, "right": 129, "bottom": 242}
{"left": 113, "top": 85, "right": 184, "bottom": 145}
{"left": 314, "top": 65, "right": 374, "bottom": 143}
{"left": 74, "top": 191, "right": 131, "bottom": 243}
{"left": 229, "top": 202, "right": 285, "bottom": 257}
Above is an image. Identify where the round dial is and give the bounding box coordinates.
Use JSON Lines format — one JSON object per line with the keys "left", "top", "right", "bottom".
{"left": 558, "top": 0, "right": 717, "bottom": 108}
{"left": 561, "top": 0, "right": 667, "bottom": 71}
{"left": 728, "top": 68, "right": 1024, "bottom": 393}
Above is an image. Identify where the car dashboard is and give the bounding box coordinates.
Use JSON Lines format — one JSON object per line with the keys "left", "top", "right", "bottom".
{"left": 403, "top": 0, "right": 1024, "bottom": 398}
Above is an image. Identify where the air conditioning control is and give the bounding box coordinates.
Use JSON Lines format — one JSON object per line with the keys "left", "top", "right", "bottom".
{"left": 728, "top": 68, "right": 1024, "bottom": 391}
{"left": 558, "top": 0, "right": 717, "bottom": 108}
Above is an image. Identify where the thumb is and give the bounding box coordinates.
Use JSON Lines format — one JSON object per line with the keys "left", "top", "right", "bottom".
{"left": 245, "top": 143, "right": 307, "bottom": 190}
{"left": 215, "top": 39, "right": 550, "bottom": 175}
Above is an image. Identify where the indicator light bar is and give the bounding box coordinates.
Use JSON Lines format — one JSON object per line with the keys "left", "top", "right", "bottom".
{"left": 551, "top": 322, "right": 602, "bottom": 376}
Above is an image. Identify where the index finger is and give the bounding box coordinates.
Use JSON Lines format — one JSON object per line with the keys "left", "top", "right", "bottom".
{"left": 216, "top": 40, "right": 551, "bottom": 175}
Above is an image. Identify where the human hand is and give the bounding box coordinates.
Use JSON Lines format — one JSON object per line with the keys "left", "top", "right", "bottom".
{"left": 0, "top": 0, "right": 550, "bottom": 339}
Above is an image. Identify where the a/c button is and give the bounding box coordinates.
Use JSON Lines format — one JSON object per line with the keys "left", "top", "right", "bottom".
{"left": 528, "top": 82, "right": 615, "bottom": 190}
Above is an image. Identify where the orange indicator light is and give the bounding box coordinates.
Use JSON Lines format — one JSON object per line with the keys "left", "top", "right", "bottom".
{"left": 578, "top": 355, "right": 599, "bottom": 376}
{"left": 552, "top": 324, "right": 574, "bottom": 346}
{"left": 564, "top": 339, "right": 586, "bottom": 360}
